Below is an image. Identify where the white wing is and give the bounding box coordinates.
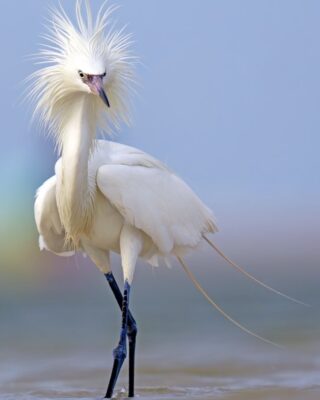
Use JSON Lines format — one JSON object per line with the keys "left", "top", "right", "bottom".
{"left": 97, "top": 149, "right": 217, "bottom": 254}
{"left": 34, "top": 176, "right": 74, "bottom": 256}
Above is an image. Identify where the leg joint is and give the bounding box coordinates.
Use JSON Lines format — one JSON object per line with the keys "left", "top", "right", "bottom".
{"left": 105, "top": 272, "right": 115, "bottom": 284}
{"left": 127, "top": 318, "right": 137, "bottom": 340}
{"left": 113, "top": 342, "right": 127, "bottom": 361}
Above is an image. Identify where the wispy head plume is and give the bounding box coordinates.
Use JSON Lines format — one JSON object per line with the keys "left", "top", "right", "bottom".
{"left": 26, "top": 0, "right": 137, "bottom": 148}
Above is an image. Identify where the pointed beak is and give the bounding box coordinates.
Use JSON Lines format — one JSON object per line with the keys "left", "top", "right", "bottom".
{"left": 87, "top": 75, "right": 110, "bottom": 108}
{"left": 98, "top": 85, "right": 110, "bottom": 108}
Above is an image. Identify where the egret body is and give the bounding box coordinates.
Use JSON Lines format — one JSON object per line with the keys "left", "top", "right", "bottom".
{"left": 30, "top": 1, "right": 305, "bottom": 398}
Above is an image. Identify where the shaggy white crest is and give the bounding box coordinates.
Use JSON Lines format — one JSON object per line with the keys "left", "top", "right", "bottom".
{"left": 27, "top": 0, "right": 136, "bottom": 148}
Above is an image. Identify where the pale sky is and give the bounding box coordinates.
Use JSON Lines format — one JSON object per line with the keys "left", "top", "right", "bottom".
{"left": 0, "top": 0, "right": 319, "bottom": 272}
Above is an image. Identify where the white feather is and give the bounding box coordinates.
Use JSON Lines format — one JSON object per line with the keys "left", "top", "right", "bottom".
{"left": 35, "top": 176, "right": 75, "bottom": 256}
{"left": 36, "top": 139, "right": 217, "bottom": 264}
{"left": 97, "top": 153, "right": 216, "bottom": 254}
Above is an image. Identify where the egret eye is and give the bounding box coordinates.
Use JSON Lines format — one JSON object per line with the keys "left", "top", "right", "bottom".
{"left": 78, "top": 70, "right": 85, "bottom": 79}
{"left": 102, "top": 71, "right": 107, "bottom": 77}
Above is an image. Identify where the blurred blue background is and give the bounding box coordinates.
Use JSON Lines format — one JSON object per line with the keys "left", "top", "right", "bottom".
{"left": 0, "top": 1, "right": 320, "bottom": 399}
{"left": 1, "top": 0, "right": 319, "bottom": 277}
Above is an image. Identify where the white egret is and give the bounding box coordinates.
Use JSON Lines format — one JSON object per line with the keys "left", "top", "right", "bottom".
{"left": 29, "top": 1, "right": 306, "bottom": 398}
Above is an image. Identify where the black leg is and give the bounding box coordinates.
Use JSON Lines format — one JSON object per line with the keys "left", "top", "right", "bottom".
{"left": 105, "top": 273, "right": 137, "bottom": 398}
{"left": 128, "top": 324, "right": 137, "bottom": 397}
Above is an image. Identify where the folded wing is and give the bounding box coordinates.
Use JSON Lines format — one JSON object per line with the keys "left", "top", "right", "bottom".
{"left": 97, "top": 155, "right": 217, "bottom": 254}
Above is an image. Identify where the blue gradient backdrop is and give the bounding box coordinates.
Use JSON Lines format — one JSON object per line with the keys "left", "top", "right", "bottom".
{"left": 0, "top": 0, "right": 319, "bottom": 284}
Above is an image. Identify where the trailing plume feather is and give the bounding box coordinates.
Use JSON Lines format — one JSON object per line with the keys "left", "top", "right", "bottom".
{"left": 203, "top": 235, "right": 309, "bottom": 307}
{"left": 26, "top": 0, "right": 136, "bottom": 150}
{"left": 177, "top": 256, "right": 281, "bottom": 348}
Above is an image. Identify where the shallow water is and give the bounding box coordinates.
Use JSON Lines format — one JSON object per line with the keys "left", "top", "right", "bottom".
{"left": 2, "top": 345, "right": 320, "bottom": 400}
{"left": 1, "top": 262, "right": 320, "bottom": 400}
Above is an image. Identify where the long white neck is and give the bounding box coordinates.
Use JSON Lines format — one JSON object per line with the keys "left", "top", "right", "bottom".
{"left": 57, "top": 95, "right": 96, "bottom": 244}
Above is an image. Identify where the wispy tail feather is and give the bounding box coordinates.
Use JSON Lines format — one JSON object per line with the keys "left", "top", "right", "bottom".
{"left": 203, "top": 235, "right": 309, "bottom": 307}
{"left": 177, "top": 256, "right": 282, "bottom": 348}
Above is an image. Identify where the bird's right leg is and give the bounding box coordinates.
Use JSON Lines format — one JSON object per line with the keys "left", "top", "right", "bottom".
{"left": 104, "top": 272, "right": 137, "bottom": 398}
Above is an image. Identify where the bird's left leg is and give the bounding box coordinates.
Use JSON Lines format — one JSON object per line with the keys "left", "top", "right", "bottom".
{"left": 105, "top": 225, "right": 142, "bottom": 399}
{"left": 105, "top": 273, "right": 137, "bottom": 398}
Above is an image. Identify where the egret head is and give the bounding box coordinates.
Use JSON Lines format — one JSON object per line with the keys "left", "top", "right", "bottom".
{"left": 28, "top": 0, "right": 135, "bottom": 141}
